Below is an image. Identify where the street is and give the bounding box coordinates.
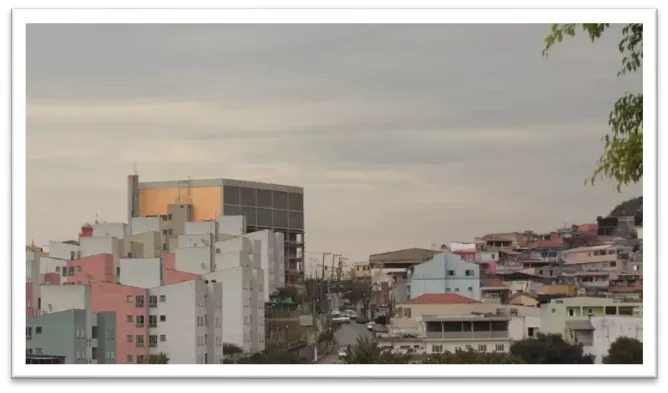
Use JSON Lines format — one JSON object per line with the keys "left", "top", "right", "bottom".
{"left": 318, "top": 322, "right": 372, "bottom": 364}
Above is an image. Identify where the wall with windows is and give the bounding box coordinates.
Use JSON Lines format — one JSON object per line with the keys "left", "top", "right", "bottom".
{"left": 97, "top": 311, "right": 117, "bottom": 364}
{"left": 65, "top": 254, "right": 114, "bottom": 284}
{"left": 26, "top": 309, "right": 89, "bottom": 364}
{"left": 48, "top": 241, "right": 80, "bottom": 261}
{"left": 409, "top": 253, "right": 481, "bottom": 300}
{"left": 149, "top": 280, "right": 208, "bottom": 364}
{"left": 89, "top": 281, "right": 149, "bottom": 364}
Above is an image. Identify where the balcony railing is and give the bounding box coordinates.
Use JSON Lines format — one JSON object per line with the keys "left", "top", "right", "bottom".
{"left": 425, "top": 331, "right": 509, "bottom": 340}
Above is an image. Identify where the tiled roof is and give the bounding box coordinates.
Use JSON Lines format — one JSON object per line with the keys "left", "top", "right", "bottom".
{"left": 407, "top": 293, "right": 479, "bottom": 304}
{"left": 480, "top": 279, "right": 509, "bottom": 290}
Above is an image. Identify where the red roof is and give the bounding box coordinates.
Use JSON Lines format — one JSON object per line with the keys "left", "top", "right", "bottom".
{"left": 481, "top": 279, "right": 509, "bottom": 290}
{"left": 407, "top": 293, "right": 479, "bottom": 304}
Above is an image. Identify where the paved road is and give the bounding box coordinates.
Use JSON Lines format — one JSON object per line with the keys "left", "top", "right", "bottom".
{"left": 318, "top": 322, "right": 372, "bottom": 364}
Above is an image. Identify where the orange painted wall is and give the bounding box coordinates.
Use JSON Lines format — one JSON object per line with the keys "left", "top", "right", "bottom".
{"left": 138, "top": 186, "right": 222, "bottom": 221}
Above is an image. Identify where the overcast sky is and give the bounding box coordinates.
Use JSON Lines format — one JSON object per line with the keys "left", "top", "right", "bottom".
{"left": 27, "top": 24, "right": 642, "bottom": 263}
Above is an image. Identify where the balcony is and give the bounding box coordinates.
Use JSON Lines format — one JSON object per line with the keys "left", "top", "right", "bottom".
{"left": 425, "top": 330, "right": 509, "bottom": 340}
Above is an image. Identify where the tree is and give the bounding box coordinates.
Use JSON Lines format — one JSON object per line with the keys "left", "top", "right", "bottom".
{"left": 343, "top": 336, "right": 411, "bottom": 364}
{"left": 603, "top": 337, "right": 643, "bottom": 364}
{"left": 510, "top": 333, "right": 595, "bottom": 364}
{"left": 341, "top": 277, "right": 374, "bottom": 313}
{"left": 146, "top": 352, "right": 170, "bottom": 364}
{"left": 543, "top": 24, "right": 643, "bottom": 191}
{"left": 423, "top": 349, "right": 525, "bottom": 364}
{"left": 223, "top": 343, "right": 244, "bottom": 358}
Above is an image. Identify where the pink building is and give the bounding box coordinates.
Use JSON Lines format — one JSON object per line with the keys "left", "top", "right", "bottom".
{"left": 26, "top": 282, "right": 34, "bottom": 317}
{"left": 452, "top": 248, "right": 476, "bottom": 262}
{"left": 165, "top": 268, "right": 200, "bottom": 285}
{"left": 563, "top": 245, "right": 620, "bottom": 271}
{"left": 66, "top": 254, "right": 115, "bottom": 284}
{"left": 43, "top": 273, "right": 61, "bottom": 285}
{"left": 161, "top": 253, "right": 175, "bottom": 270}
{"left": 89, "top": 281, "right": 149, "bottom": 364}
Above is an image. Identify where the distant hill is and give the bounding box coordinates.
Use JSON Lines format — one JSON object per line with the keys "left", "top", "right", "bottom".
{"left": 608, "top": 196, "right": 643, "bottom": 218}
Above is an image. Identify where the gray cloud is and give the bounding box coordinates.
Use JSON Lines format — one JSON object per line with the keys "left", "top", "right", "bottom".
{"left": 27, "top": 23, "right": 643, "bottom": 262}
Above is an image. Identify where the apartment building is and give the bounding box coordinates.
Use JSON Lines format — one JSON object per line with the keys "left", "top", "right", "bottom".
{"left": 379, "top": 314, "right": 515, "bottom": 355}
{"left": 540, "top": 297, "right": 643, "bottom": 336}
{"left": 563, "top": 245, "right": 627, "bottom": 272}
{"left": 408, "top": 253, "right": 481, "bottom": 300}
{"left": 26, "top": 309, "right": 92, "bottom": 364}
{"left": 391, "top": 293, "right": 541, "bottom": 335}
{"left": 148, "top": 280, "right": 217, "bottom": 364}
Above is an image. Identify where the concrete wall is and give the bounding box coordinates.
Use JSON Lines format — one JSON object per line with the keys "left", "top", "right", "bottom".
{"left": 185, "top": 221, "right": 218, "bottom": 236}
{"left": 97, "top": 311, "right": 117, "bottom": 363}
{"left": 65, "top": 254, "right": 115, "bottom": 284}
{"left": 119, "top": 258, "right": 164, "bottom": 289}
{"left": 48, "top": 241, "right": 80, "bottom": 261}
{"left": 175, "top": 247, "right": 213, "bottom": 275}
{"left": 148, "top": 280, "right": 208, "bottom": 364}
{"left": 409, "top": 253, "right": 481, "bottom": 300}
{"left": 218, "top": 215, "right": 246, "bottom": 236}
{"left": 508, "top": 316, "right": 541, "bottom": 340}
{"left": 93, "top": 223, "right": 128, "bottom": 240}
{"left": 26, "top": 309, "right": 89, "bottom": 364}
{"left": 131, "top": 217, "right": 162, "bottom": 236}
{"left": 588, "top": 316, "right": 643, "bottom": 364}
{"left": 244, "top": 230, "right": 275, "bottom": 300}
{"left": 205, "top": 281, "right": 225, "bottom": 364}
{"left": 125, "top": 231, "right": 162, "bottom": 258}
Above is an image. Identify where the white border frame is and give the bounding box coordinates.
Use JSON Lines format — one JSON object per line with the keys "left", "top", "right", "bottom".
{"left": 12, "top": 8, "right": 657, "bottom": 379}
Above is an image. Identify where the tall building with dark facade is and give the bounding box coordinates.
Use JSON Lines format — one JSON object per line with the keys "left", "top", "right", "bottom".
{"left": 127, "top": 176, "right": 305, "bottom": 284}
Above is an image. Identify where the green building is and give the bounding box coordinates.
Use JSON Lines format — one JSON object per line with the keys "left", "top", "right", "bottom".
{"left": 540, "top": 297, "right": 643, "bottom": 335}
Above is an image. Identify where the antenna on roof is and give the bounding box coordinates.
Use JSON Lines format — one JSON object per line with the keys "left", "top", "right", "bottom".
{"left": 133, "top": 163, "right": 138, "bottom": 176}
{"left": 95, "top": 209, "right": 99, "bottom": 224}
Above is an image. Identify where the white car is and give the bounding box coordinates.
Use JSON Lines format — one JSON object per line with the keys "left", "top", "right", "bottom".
{"left": 339, "top": 315, "right": 351, "bottom": 323}
{"left": 338, "top": 347, "right": 348, "bottom": 359}
{"left": 366, "top": 322, "right": 375, "bottom": 331}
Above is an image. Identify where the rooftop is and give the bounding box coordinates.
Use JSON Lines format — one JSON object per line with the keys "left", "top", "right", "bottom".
{"left": 406, "top": 293, "right": 479, "bottom": 305}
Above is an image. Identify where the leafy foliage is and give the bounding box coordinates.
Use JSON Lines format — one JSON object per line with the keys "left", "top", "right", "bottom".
{"left": 146, "top": 352, "right": 170, "bottom": 364}
{"left": 341, "top": 277, "right": 375, "bottom": 312}
{"left": 223, "top": 343, "right": 244, "bottom": 357}
{"left": 543, "top": 24, "right": 643, "bottom": 191}
{"left": 603, "top": 337, "right": 643, "bottom": 364}
{"left": 510, "top": 333, "right": 595, "bottom": 364}
{"left": 226, "top": 343, "right": 307, "bottom": 364}
{"left": 422, "top": 348, "right": 525, "bottom": 364}
{"left": 343, "top": 339, "right": 524, "bottom": 364}
{"left": 343, "top": 336, "right": 412, "bottom": 364}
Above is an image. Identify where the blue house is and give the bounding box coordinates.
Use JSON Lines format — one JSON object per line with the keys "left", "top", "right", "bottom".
{"left": 408, "top": 253, "right": 481, "bottom": 301}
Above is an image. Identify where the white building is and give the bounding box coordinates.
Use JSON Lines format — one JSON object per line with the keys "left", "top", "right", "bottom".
{"left": 80, "top": 236, "right": 124, "bottom": 277}
{"left": 48, "top": 240, "right": 80, "bottom": 261}
{"left": 119, "top": 258, "right": 165, "bottom": 289}
{"left": 130, "top": 217, "right": 162, "bottom": 236}
{"left": 587, "top": 315, "right": 643, "bottom": 364}
{"left": 92, "top": 222, "right": 128, "bottom": 240}
{"left": 148, "top": 280, "right": 215, "bottom": 364}
{"left": 274, "top": 232, "right": 286, "bottom": 289}
{"left": 379, "top": 314, "right": 513, "bottom": 355}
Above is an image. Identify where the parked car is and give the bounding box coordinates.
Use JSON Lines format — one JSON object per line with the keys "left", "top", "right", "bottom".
{"left": 366, "top": 321, "right": 375, "bottom": 331}
{"left": 356, "top": 317, "right": 367, "bottom": 324}
{"left": 338, "top": 347, "right": 348, "bottom": 359}
{"left": 332, "top": 315, "right": 351, "bottom": 324}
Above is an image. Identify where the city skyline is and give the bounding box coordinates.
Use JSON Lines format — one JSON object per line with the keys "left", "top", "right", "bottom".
{"left": 27, "top": 23, "right": 642, "bottom": 262}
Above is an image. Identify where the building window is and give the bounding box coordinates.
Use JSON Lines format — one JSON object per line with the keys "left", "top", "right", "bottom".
{"left": 468, "top": 286, "right": 473, "bottom": 291}
{"left": 149, "top": 296, "right": 158, "bottom": 308}
{"left": 136, "top": 335, "right": 145, "bottom": 347}
{"left": 568, "top": 309, "right": 575, "bottom": 317}
{"left": 127, "top": 296, "right": 133, "bottom": 303}
{"left": 77, "top": 265, "right": 83, "bottom": 272}
{"left": 149, "top": 315, "right": 157, "bottom": 328}
{"left": 127, "top": 335, "right": 133, "bottom": 343}
{"left": 92, "top": 347, "right": 98, "bottom": 360}
{"left": 136, "top": 315, "right": 145, "bottom": 328}
{"left": 35, "top": 326, "right": 42, "bottom": 334}
{"left": 167, "top": 214, "right": 173, "bottom": 220}
{"left": 127, "top": 355, "right": 133, "bottom": 363}
{"left": 62, "top": 269, "right": 67, "bottom": 277}
{"left": 465, "top": 345, "right": 473, "bottom": 350}
{"left": 127, "top": 315, "right": 133, "bottom": 323}
{"left": 445, "top": 288, "right": 451, "bottom": 292}
{"left": 149, "top": 335, "right": 158, "bottom": 347}
{"left": 478, "top": 344, "right": 487, "bottom": 352}
{"left": 159, "top": 295, "right": 166, "bottom": 303}
{"left": 160, "top": 335, "right": 167, "bottom": 342}
{"left": 68, "top": 266, "right": 75, "bottom": 275}
{"left": 91, "top": 326, "right": 97, "bottom": 339}
{"left": 587, "top": 308, "right": 593, "bottom": 315}
{"left": 528, "top": 327, "right": 537, "bottom": 337}
{"left": 454, "top": 288, "right": 460, "bottom": 293}
{"left": 26, "top": 327, "right": 32, "bottom": 337}
{"left": 432, "top": 345, "right": 443, "bottom": 353}
{"left": 70, "top": 251, "right": 76, "bottom": 260}
{"left": 495, "top": 344, "right": 505, "bottom": 352}
{"left": 216, "top": 248, "right": 221, "bottom": 255}
{"left": 552, "top": 308, "right": 556, "bottom": 313}
{"left": 465, "top": 270, "right": 474, "bottom": 276}
{"left": 55, "top": 266, "right": 61, "bottom": 273}
{"left": 160, "top": 315, "right": 166, "bottom": 322}
{"left": 610, "top": 262, "right": 617, "bottom": 268}
{"left": 136, "top": 355, "right": 145, "bottom": 364}
{"left": 135, "top": 296, "right": 145, "bottom": 308}
{"left": 447, "top": 270, "right": 455, "bottom": 276}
